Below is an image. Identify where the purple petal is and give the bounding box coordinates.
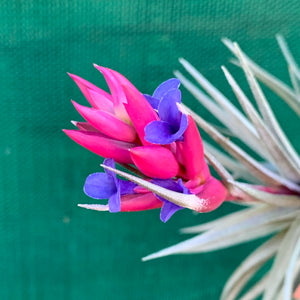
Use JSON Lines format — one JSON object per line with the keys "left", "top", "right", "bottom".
{"left": 158, "top": 89, "right": 182, "bottom": 127}
{"left": 151, "top": 178, "right": 190, "bottom": 222}
{"left": 145, "top": 114, "right": 188, "bottom": 145}
{"left": 143, "top": 94, "right": 160, "bottom": 110}
{"left": 152, "top": 178, "right": 190, "bottom": 194}
{"left": 160, "top": 201, "right": 183, "bottom": 223}
{"left": 168, "top": 113, "right": 188, "bottom": 142}
{"left": 84, "top": 173, "right": 117, "bottom": 199}
{"left": 108, "top": 189, "right": 121, "bottom": 212}
{"left": 153, "top": 78, "right": 181, "bottom": 99}
{"left": 144, "top": 121, "right": 175, "bottom": 144}
{"left": 103, "top": 158, "right": 116, "bottom": 170}
{"left": 103, "top": 158, "right": 118, "bottom": 184}
{"left": 119, "top": 180, "right": 137, "bottom": 195}
{"left": 152, "top": 178, "right": 182, "bottom": 192}
{"left": 177, "top": 178, "right": 191, "bottom": 195}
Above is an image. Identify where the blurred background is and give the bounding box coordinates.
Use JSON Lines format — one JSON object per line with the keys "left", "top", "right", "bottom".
{"left": 1, "top": 1, "right": 300, "bottom": 299}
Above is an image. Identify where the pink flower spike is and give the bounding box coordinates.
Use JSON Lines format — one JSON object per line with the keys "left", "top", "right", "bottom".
{"left": 120, "top": 193, "right": 163, "bottom": 212}
{"left": 130, "top": 146, "right": 179, "bottom": 179}
{"left": 123, "top": 84, "right": 158, "bottom": 145}
{"left": 180, "top": 115, "right": 209, "bottom": 180}
{"left": 192, "top": 176, "right": 227, "bottom": 212}
{"left": 63, "top": 129, "right": 134, "bottom": 164}
{"left": 72, "top": 101, "right": 137, "bottom": 142}
{"left": 68, "top": 73, "right": 113, "bottom": 110}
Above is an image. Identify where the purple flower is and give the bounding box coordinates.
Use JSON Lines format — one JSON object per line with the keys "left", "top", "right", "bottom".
{"left": 152, "top": 178, "right": 191, "bottom": 223}
{"left": 144, "top": 78, "right": 181, "bottom": 110}
{"left": 144, "top": 86, "right": 188, "bottom": 145}
{"left": 84, "top": 158, "right": 136, "bottom": 212}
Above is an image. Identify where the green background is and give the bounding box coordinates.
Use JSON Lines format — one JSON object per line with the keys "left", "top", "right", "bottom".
{"left": 1, "top": 1, "right": 300, "bottom": 299}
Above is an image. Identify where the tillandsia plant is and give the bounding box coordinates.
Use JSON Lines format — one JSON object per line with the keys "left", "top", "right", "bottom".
{"left": 64, "top": 36, "right": 300, "bottom": 299}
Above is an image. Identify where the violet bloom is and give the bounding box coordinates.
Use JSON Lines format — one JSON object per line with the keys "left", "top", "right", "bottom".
{"left": 144, "top": 84, "right": 188, "bottom": 144}
{"left": 144, "top": 78, "right": 181, "bottom": 110}
{"left": 84, "top": 159, "right": 136, "bottom": 212}
{"left": 152, "top": 178, "right": 190, "bottom": 223}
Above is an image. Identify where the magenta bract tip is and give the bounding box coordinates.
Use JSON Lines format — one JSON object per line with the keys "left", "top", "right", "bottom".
{"left": 130, "top": 145, "right": 179, "bottom": 179}
{"left": 72, "top": 101, "right": 137, "bottom": 142}
{"left": 94, "top": 66, "right": 126, "bottom": 104}
{"left": 71, "top": 121, "right": 99, "bottom": 132}
{"left": 86, "top": 88, "right": 114, "bottom": 113}
{"left": 108, "top": 68, "right": 141, "bottom": 93}
{"left": 94, "top": 66, "right": 131, "bottom": 122}
{"left": 68, "top": 73, "right": 113, "bottom": 110}
{"left": 63, "top": 129, "right": 134, "bottom": 164}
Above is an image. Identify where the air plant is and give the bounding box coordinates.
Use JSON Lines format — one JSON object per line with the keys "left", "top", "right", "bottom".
{"left": 64, "top": 36, "right": 300, "bottom": 299}
{"left": 142, "top": 36, "right": 300, "bottom": 300}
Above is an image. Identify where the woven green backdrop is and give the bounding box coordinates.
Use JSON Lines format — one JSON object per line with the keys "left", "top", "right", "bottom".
{"left": 1, "top": 1, "right": 300, "bottom": 299}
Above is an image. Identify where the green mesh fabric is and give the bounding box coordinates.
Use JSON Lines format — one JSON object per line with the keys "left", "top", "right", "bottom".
{"left": 1, "top": 1, "right": 300, "bottom": 299}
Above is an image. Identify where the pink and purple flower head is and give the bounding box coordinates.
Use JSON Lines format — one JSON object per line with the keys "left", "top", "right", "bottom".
{"left": 63, "top": 66, "right": 228, "bottom": 222}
